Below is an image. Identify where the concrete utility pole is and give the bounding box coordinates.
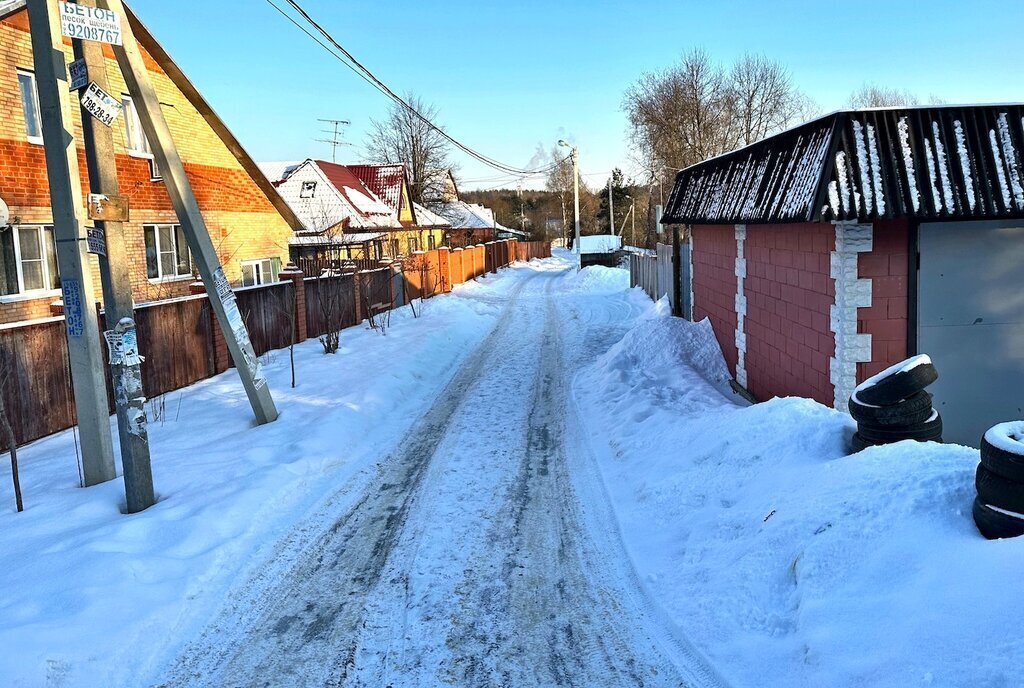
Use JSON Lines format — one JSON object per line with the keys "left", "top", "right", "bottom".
{"left": 98, "top": 0, "right": 278, "bottom": 425}
{"left": 73, "top": 0, "right": 154, "bottom": 511}
{"left": 608, "top": 174, "right": 614, "bottom": 236}
{"left": 558, "top": 140, "right": 580, "bottom": 256}
{"left": 26, "top": 0, "right": 116, "bottom": 487}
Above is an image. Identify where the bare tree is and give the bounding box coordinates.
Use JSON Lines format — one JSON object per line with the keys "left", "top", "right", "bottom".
{"left": 624, "top": 49, "right": 814, "bottom": 200}
{"left": 545, "top": 145, "right": 575, "bottom": 243}
{"left": 847, "top": 83, "right": 942, "bottom": 109}
{"left": 365, "top": 93, "right": 454, "bottom": 205}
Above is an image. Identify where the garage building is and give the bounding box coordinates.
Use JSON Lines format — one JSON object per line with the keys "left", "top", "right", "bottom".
{"left": 662, "top": 104, "right": 1024, "bottom": 446}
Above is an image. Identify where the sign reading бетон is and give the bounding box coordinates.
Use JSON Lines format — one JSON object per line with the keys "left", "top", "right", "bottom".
{"left": 59, "top": 1, "right": 122, "bottom": 45}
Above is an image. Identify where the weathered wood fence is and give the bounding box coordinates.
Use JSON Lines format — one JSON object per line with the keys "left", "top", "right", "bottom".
{"left": 0, "top": 239, "right": 546, "bottom": 449}
{"left": 628, "top": 242, "right": 692, "bottom": 316}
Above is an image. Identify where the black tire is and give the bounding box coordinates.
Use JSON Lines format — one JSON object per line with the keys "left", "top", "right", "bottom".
{"left": 972, "top": 496, "right": 1024, "bottom": 540}
{"left": 980, "top": 427, "right": 1024, "bottom": 482}
{"left": 857, "top": 413, "right": 942, "bottom": 443}
{"left": 849, "top": 391, "right": 933, "bottom": 426}
{"left": 976, "top": 464, "right": 1024, "bottom": 514}
{"left": 856, "top": 359, "right": 938, "bottom": 406}
{"left": 849, "top": 432, "right": 880, "bottom": 453}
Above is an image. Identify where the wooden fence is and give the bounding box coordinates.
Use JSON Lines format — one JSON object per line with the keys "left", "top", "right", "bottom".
{"left": 628, "top": 242, "right": 691, "bottom": 316}
{"left": 0, "top": 239, "right": 547, "bottom": 450}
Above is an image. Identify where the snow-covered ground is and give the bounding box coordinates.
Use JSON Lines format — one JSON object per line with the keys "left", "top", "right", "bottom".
{"left": 569, "top": 275, "right": 1022, "bottom": 687}
{"left": 1, "top": 249, "right": 1016, "bottom": 687}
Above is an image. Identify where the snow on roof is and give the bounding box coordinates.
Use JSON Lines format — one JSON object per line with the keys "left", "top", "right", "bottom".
{"left": 664, "top": 104, "right": 1024, "bottom": 225}
{"left": 578, "top": 235, "right": 622, "bottom": 254}
{"left": 347, "top": 164, "right": 407, "bottom": 214}
{"left": 429, "top": 200, "right": 515, "bottom": 232}
{"left": 412, "top": 202, "right": 451, "bottom": 228}
{"left": 257, "top": 161, "right": 303, "bottom": 185}
{"left": 288, "top": 231, "right": 386, "bottom": 246}
{"left": 274, "top": 160, "right": 399, "bottom": 232}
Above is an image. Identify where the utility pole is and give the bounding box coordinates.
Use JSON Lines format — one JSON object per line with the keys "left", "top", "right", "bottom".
{"left": 73, "top": 0, "right": 153, "bottom": 511}
{"left": 315, "top": 118, "right": 350, "bottom": 163}
{"left": 27, "top": 0, "right": 116, "bottom": 487}
{"left": 559, "top": 140, "right": 580, "bottom": 256}
{"left": 98, "top": 0, "right": 278, "bottom": 425}
{"left": 608, "top": 173, "right": 614, "bottom": 236}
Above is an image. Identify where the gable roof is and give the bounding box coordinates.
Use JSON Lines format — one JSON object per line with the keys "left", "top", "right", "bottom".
{"left": 347, "top": 164, "right": 412, "bottom": 221}
{"left": 257, "top": 161, "right": 304, "bottom": 185}
{"left": 412, "top": 202, "right": 451, "bottom": 228}
{"left": 663, "top": 104, "right": 1024, "bottom": 225}
{"left": 0, "top": 1, "right": 303, "bottom": 230}
{"left": 274, "top": 160, "right": 398, "bottom": 232}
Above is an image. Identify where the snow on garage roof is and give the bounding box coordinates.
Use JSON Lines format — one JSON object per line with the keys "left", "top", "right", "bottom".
{"left": 578, "top": 234, "right": 622, "bottom": 254}
{"left": 663, "top": 104, "right": 1024, "bottom": 225}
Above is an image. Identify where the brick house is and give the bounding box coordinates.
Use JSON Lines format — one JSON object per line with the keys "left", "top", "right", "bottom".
{"left": 663, "top": 105, "right": 1024, "bottom": 445}
{"left": 0, "top": 1, "right": 300, "bottom": 323}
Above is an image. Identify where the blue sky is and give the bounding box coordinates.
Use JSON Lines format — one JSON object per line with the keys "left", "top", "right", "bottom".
{"left": 132, "top": 0, "right": 1024, "bottom": 190}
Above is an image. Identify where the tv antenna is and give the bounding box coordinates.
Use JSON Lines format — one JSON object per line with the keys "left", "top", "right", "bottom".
{"left": 315, "top": 118, "right": 351, "bottom": 162}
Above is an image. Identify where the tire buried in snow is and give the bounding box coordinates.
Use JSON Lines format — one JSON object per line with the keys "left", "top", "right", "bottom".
{"left": 972, "top": 496, "right": 1024, "bottom": 540}
{"left": 976, "top": 464, "right": 1024, "bottom": 515}
{"left": 856, "top": 412, "right": 943, "bottom": 443}
{"left": 980, "top": 424, "right": 1024, "bottom": 483}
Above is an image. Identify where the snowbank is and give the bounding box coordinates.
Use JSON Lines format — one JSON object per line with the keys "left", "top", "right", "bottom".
{"left": 561, "top": 263, "right": 631, "bottom": 294}
{"left": 573, "top": 306, "right": 1016, "bottom": 688}
{"left": 0, "top": 266, "right": 526, "bottom": 687}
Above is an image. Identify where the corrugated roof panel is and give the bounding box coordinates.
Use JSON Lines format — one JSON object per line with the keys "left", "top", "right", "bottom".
{"left": 663, "top": 105, "right": 1024, "bottom": 225}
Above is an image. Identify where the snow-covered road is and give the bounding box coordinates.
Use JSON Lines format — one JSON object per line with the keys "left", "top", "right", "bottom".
{"left": 162, "top": 258, "right": 725, "bottom": 687}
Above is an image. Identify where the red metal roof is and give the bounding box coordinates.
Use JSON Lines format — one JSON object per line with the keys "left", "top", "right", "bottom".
{"left": 347, "top": 164, "right": 407, "bottom": 216}
{"left": 312, "top": 160, "right": 395, "bottom": 225}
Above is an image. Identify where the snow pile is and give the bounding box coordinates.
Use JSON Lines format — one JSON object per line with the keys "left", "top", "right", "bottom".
{"left": 561, "top": 264, "right": 630, "bottom": 294}
{"left": 0, "top": 271, "right": 517, "bottom": 687}
{"left": 574, "top": 308, "right": 1015, "bottom": 688}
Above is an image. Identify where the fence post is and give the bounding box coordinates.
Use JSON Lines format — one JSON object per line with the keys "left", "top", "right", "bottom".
{"left": 353, "top": 271, "right": 364, "bottom": 323}
{"left": 278, "top": 263, "right": 307, "bottom": 344}
{"left": 437, "top": 247, "right": 452, "bottom": 292}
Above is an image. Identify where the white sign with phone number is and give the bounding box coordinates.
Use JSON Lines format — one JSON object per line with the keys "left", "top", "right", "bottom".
{"left": 80, "top": 82, "right": 121, "bottom": 127}
{"left": 59, "top": 2, "right": 122, "bottom": 45}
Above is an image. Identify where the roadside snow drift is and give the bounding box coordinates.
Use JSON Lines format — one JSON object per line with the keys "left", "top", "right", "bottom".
{"left": 572, "top": 299, "right": 1020, "bottom": 688}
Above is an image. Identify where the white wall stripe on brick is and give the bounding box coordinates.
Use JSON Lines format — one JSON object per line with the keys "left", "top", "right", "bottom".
{"left": 829, "top": 221, "right": 873, "bottom": 409}
{"left": 734, "top": 224, "right": 747, "bottom": 388}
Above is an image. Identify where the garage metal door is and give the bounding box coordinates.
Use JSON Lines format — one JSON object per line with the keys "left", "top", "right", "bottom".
{"left": 918, "top": 220, "right": 1024, "bottom": 446}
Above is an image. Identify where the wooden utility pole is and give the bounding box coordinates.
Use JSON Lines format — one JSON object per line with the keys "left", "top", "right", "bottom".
{"left": 97, "top": 0, "right": 278, "bottom": 424}
{"left": 26, "top": 0, "right": 116, "bottom": 486}
{"left": 73, "top": 0, "right": 154, "bottom": 512}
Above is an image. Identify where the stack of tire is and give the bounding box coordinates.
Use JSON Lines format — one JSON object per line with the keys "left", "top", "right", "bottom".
{"left": 973, "top": 421, "right": 1024, "bottom": 539}
{"left": 848, "top": 355, "right": 942, "bottom": 453}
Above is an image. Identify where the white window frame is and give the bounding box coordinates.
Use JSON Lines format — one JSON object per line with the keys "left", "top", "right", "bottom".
{"left": 144, "top": 224, "right": 192, "bottom": 282}
{"left": 299, "top": 180, "right": 317, "bottom": 198}
{"left": 0, "top": 224, "right": 60, "bottom": 300}
{"left": 121, "top": 95, "right": 161, "bottom": 181}
{"left": 16, "top": 69, "right": 43, "bottom": 145}
{"left": 240, "top": 257, "right": 281, "bottom": 287}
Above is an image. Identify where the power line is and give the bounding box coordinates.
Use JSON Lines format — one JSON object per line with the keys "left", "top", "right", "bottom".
{"left": 265, "top": 0, "right": 568, "bottom": 177}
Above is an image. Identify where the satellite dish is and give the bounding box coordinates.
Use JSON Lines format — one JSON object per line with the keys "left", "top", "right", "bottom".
{"left": 0, "top": 197, "right": 8, "bottom": 227}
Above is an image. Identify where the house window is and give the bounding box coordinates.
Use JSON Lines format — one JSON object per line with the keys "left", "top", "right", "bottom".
{"left": 391, "top": 239, "right": 400, "bottom": 257}
{"left": 240, "top": 257, "right": 281, "bottom": 287}
{"left": 17, "top": 70, "right": 43, "bottom": 144}
{"left": 428, "top": 234, "right": 436, "bottom": 250}
{"left": 143, "top": 224, "right": 191, "bottom": 280}
{"left": 0, "top": 225, "right": 59, "bottom": 296}
{"left": 300, "top": 181, "right": 317, "bottom": 198}
{"left": 122, "top": 96, "right": 161, "bottom": 180}
{"left": 407, "top": 236, "right": 419, "bottom": 253}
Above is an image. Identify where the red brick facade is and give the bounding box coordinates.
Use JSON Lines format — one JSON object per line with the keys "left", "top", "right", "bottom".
{"left": 742, "top": 223, "right": 835, "bottom": 405}
{"left": 856, "top": 219, "right": 910, "bottom": 381}
{"left": 0, "top": 7, "right": 294, "bottom": 324}
{"left": 691, "top": 224, "right": 738, "bottom": 375}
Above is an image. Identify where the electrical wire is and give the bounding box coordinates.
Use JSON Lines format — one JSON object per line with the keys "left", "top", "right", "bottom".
{"left": 265, "top": 0, "right": 568, "bottom": 177}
